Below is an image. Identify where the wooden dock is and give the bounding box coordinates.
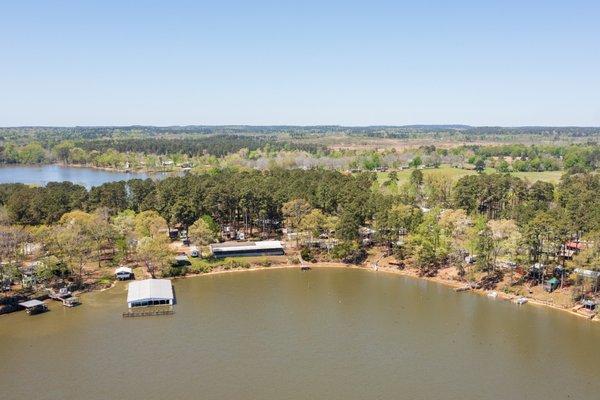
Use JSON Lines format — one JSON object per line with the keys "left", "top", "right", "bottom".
{"left": 49, "top": 292, "right": 80, "bottom": 307}
{"left": 122, "top": 308, "right": 175, "bottom": 318}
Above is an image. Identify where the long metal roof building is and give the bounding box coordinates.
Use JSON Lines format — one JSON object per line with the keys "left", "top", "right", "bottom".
{"left": 127, "top": 279, "right": 174, "bottom": 308}
{"left": 209, "top": 240, "right": 284, "bottom": 258}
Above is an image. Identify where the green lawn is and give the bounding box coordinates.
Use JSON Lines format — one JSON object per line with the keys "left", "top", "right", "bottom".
{"left": 375, "top": 165, "right": 564, "bottom": 189}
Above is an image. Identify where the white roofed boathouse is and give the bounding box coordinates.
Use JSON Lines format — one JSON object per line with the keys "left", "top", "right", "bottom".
{"left": 127, "top": 279, "right": 174, "bottom": 308}
{"left": 209, "top": 240, "right": 284, "bottom": 258}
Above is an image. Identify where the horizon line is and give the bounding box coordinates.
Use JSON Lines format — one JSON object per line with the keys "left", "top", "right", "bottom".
{"left": 1, "top": 124, "right": 600, "bottom": 129}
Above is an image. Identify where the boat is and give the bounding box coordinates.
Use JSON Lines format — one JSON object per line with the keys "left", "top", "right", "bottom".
{"left": 487, "top": 291, "right": 498, "bottom": 298}
{"left": 62, "top": 297, "right": 80, "bottom": 307}
{"left": 515, "top": 297, "right": 528, "bottom": 305}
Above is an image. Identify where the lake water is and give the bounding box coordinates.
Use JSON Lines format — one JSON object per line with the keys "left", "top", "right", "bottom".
{"left": 0, "top": 165, "right": 170, "bottom": 188}
{"left": 1, "top": 268, "right": 599, "bottom": 400}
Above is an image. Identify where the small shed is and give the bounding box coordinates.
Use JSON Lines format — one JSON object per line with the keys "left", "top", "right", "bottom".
{"left": 115, "top": 266, "right": 134, "bottom": 280}
{"left": 174, "top": 254, "right": 191, "bottom": 266}
{"left": 582, "top": 299, "right": 596, "bottom": 311}
{"left": 544, "top": 277, "right": 560, "bottom": 292}
{"left": 127, "top": 279, "right": 174, "bottom": 308}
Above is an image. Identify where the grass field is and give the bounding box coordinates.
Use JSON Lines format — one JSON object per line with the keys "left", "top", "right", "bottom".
{"left": 375, "top": 165, "right": 564, "bottom": 188}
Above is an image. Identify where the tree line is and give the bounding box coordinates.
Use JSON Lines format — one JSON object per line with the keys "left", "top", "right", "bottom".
{"left": 2, "top": 168, "right": 600, "bottom": 290}
{"left": 0, "top": 136, "right": 327, "bottom": 165}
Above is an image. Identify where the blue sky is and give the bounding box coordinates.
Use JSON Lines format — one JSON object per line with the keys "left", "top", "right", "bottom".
{"left": 1, "top": 0, "right": 599, "bottom": 126}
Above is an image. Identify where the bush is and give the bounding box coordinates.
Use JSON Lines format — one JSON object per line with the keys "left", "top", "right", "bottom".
{"left": 98, "top": 276, "right": 113, "bottom": 286}
{"left": 289, "top": 256, "right": 301, "bottom": 265}
{"left": 331, "top": 241, "right": 367, "bottom": 264}
{"left": 222, "top": 259, "right": 251, "bottom": 270}
{"left": 259, "top": 257, "right": 272, "bottom": 267}
{"left": 300, "top": 247, "right": 315, "bottom": 262}
{"left": 163, "top": 265, "right": 187, "bottom": 277}
{"left": 189, "top": 260, "right": 213, "bottom": 274}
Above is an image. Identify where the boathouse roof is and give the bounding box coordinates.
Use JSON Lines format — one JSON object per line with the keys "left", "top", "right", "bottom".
{"left": 127, "top": 279, "right": 173, "bottom": 304}
{"left": 19, "top": 299, "right": 45, "bottom": 308}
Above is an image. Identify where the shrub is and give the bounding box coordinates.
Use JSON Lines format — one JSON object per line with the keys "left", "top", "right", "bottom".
{"left": 259, "top": 257, "right": 272, "bottom": 267}
{"left": 222, "top": 259, "right": 251, "bottom": 270}
{"left": 300, "top": 247, "right": 315, "bottom": 262}
{"left": 189, "top": 260, "right": 213, "bottom": 274}
{"left": 289, "top": 256, "right": 301, "bottom": 265}
{"left": 331, "top": 241, "right": 367, "bottom": 264}
{"left": 163, "top": 265, "right": 187, "bottom": 277}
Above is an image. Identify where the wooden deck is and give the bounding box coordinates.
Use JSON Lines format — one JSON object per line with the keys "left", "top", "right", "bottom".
{"left": 122, "top": 308, "right": 175, "bottom": 318}
{"left": 49, "top": 292, "right": 80, "bottom": 307}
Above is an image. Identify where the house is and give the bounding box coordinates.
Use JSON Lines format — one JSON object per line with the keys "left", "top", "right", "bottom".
{"left": 18, "top": 265, "right": 37, "bottom": 288}
{"left": 126, "top": 279, "right": 174, "bottom": 308}
{"left": 210, "top": 240, "right": 284, "bottom": 258}
{"left": 115, "top": 266, "right": 134, "bottom": 281}
{"left": 559, "top": 241, "right": 587, "bottom": 259}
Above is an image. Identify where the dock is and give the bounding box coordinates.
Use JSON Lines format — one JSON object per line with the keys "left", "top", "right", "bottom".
{"left": 122, "top": 307, "right": 175, "bottom": 318}
{"left": 18, "top": 299, "right": 48, "bottom": 315}
{"left": 48, "top": 290, "right": 80, "bottom": 307}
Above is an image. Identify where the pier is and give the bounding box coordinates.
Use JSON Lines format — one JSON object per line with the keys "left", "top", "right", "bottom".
{"left": 122, "top": 307, "right": 175, "bottom": 318}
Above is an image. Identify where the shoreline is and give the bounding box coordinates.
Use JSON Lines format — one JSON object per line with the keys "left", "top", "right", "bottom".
{"left": 0, "top": 162, "right": 175, "bottom": 175}
{"left": 174, "top": 261, "right": 599, "bottom": 323}
{"left": 3, "top": 261, "right": 597, "bottom": 323}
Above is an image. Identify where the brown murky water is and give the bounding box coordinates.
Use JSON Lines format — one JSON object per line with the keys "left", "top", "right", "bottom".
{"left": 1, "top": 267, "right": 599, "bottom": 400}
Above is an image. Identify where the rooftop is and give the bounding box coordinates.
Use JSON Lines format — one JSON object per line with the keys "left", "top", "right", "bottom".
{"left": 19, "top": 299, "right": 45, "bottom": 308}
{"left": 127, "top": 279, "right": 174, "bottom": 303}
{"left": 210, "top": 240, "right": 283, "bottom": 252}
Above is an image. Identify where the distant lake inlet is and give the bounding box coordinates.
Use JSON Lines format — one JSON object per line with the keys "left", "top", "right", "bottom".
{"left": 0, "top": 164, "right": 172, "bottom": 188}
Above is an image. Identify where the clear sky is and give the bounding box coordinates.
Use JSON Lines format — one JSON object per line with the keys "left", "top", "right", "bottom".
{"left": 1, "top": 0, "right": 599, "bottom": 126}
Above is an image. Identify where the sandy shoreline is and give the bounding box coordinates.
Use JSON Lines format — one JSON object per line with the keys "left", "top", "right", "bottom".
{"left": 172, "top": 262, "right": 599, "bottom": 323}
{"left": 4, "top": 261, "right": 596, "bottom": 323}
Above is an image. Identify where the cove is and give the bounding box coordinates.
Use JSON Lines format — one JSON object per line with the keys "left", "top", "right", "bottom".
{"left": 0, "top": 267, "right": 599, "bottom": 400}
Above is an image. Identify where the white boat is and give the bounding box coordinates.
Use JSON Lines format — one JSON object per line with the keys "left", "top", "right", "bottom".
{"left": 516, "top": 297, "right": 528, "bottom": 305}
{"left": 487, "top": 291, "right": 498, "bottom": 298}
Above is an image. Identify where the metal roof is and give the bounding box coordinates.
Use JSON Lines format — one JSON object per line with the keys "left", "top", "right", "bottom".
{"left": 19, "top": 299, "right": 45, "bottom": 308}
{"left": 575, "top": 268, "right": 600, "bottom": 279}
{"left": 210, "top": 240, "right": 283, "bottom": 253}
{"left": 127, "top": 279, "right": 173, "bottom": 303}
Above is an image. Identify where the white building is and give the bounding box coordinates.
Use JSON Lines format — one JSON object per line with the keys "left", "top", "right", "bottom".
{"left": 210, "top": 240, "right": 284, "bottom": 258}
{"left": 127, "top": 279, "right": 174, "bottom": 308}
{"left": 115, "top": 266, "right": 133, "bottom": 280}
